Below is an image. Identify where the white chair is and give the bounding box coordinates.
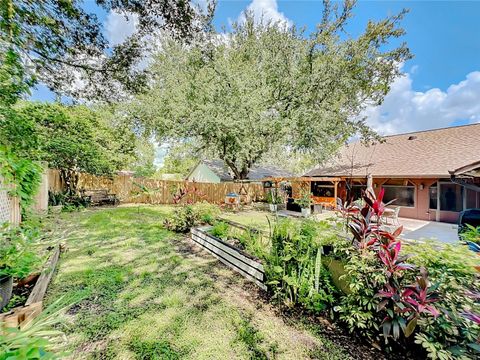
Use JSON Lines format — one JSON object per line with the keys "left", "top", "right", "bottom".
{"left": 383, "top": 206, "right": 401, "bottom": 225}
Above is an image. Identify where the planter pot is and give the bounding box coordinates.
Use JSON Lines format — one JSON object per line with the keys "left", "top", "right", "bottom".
{"left": 269, "top": 204, "right": 278, "bottom": 212}
{"left": 301, "top": 207, "right": 311, "bottom": 217}
{"left": 0, "top": 275, "right": 13, "bottom": 309}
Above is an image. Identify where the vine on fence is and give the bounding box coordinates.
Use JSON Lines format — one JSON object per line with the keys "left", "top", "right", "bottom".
{"left": 0, "top": 146, "right": 42, "bottom": 214}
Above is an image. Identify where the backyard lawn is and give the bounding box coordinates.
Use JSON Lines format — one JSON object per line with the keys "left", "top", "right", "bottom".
{"left": 44, "top": 206, "right": 351, "bottom": 359}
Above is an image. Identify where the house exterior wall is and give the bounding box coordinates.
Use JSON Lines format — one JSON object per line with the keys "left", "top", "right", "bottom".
{"left": 186, "top": 163, "right": 222, "bottom": 183}
{"left": 371, "top": 178, "right": 474, "bottom": 224}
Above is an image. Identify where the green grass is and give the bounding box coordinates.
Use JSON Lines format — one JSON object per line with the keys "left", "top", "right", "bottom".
{"left": 44, "top": 205, "right": 351, "bottom": 359}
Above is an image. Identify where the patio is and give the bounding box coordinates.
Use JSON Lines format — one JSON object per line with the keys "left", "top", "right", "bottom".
{"left": 398, "top": 217, "right": 459, "bottom": 244}
{"left": 279, "top": 209, "right": 460, "bottom": 244}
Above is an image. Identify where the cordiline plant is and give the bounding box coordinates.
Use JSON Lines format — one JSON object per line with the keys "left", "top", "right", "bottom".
{"left": 341, "top": 188, "right": 440, "bottom": 344}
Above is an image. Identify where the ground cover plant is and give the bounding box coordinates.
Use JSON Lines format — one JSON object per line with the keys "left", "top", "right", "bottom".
{"left": 43, "top": 206, "right": 352, "bottom": 359}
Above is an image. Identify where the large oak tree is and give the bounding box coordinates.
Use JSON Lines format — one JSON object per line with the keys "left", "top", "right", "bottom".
{"left": 0, "top": 0, "right": 215, "bottom": 102}
{"left": 131, "top": 1, "right": 412, "bottom": 180}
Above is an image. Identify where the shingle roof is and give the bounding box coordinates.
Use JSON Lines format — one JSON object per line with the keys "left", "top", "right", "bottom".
{"left": 305, "top": 124, "right": 480, "bottom": 178}
{"left": 202, "top": 159, "right": 293, "bottom": 181}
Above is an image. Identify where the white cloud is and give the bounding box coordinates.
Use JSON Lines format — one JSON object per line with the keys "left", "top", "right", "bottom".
{"left": 363, "top": 69, "right": 480, "bottom": 135}
{"left": 105, "top": 10, "right": 139, "bottom": 46}
{"left": 237, "top": 0, "right": 292, "bottom": 27}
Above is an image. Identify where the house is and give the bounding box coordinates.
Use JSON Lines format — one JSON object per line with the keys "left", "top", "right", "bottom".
{"left": 304, "top": 124, "right": 480, "bottom": 223}
{"left": 186, "top": 159, "right": 293, "bottom": 184}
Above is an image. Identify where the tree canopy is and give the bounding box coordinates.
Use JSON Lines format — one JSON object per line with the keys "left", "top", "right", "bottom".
{"left": 131, "top": 1, "right": 411, "bottom": 179}
{"left": 0, "top": 0, "right": 215, "bottom": 101}
{"left": 0, "top": 101, "right": 154, "bottom": 192}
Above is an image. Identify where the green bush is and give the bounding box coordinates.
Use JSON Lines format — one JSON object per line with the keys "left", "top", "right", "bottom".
{"left": 164, "top": 202, "right": 221, "bottom": 233}
{"left": 404, "top": 241, "right": 480, "bottom": 359}
{"left": 334, "top": 250, "right": 387, "bottom": 338}
{"left": 264, "top": 219, "right": 336, "bottom": 311}
{"left": 459, "top": 224, "right": 480, "bottom": 244}
{"left": 210, "top": 221, "right": 229, "bottom": 240}
{"left": 0, "top": 224, "right": 40, "bottom": 279}
{"left": 193, "top": 202, "right": 221, "bottom": 225}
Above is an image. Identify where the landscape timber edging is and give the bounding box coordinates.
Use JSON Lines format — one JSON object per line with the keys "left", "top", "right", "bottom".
{"left": 0, "top": 244, "right": 61, "bottom": 328}
{"left": 191, "top": 226, "right": 267, "bottom": 290}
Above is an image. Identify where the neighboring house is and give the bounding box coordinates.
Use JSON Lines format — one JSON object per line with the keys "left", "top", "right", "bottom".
{"left": 186, "top": 159, "right": 293, "bottom": 183}
{"left": 304, "top": 124, "right": 480, "bottom": 223}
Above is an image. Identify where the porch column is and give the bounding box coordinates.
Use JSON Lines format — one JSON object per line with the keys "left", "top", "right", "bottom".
{"left": 436, "top": 181, "right": 440, "bottom": 222}
{"left": 334, "top": 181, "right": 338, "bottom": 200}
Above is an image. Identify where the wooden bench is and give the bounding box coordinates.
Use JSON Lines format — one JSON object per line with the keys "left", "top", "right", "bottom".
{"left": 80, "top": 189, "right": 119, "bottom": 206}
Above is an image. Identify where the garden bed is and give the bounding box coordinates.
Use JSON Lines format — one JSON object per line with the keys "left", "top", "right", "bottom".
{"left": 0, "top": 244, "right": 61, "bottom": 328}
{"left": 191, "top": 226, "right": 266, "bottom": 290}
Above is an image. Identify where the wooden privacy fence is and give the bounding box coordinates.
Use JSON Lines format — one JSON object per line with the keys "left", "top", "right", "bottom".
{"left": 47, "top": 169, "right": 264, "bottom": 205}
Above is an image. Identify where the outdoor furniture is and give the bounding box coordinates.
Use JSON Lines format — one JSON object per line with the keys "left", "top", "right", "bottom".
{"left": 80, "top": 189, "right": 119, "bottom": 206}
{"left": 382, "top": 206, "right": 401, "bottom": 225}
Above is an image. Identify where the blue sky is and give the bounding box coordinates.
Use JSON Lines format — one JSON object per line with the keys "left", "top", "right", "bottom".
{"left": 31, "top": 0, "right": 480, "bottom": 135}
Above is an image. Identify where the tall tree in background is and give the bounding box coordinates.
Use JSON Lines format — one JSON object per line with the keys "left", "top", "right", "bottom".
{"left": 132, "top": 1, "right": 411, "bottom": 180}
{"left": 0, "top": 0, "right": 215, "bottom": 101}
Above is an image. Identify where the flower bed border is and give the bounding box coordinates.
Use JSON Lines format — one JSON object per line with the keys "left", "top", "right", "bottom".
{"left": 0, "top": 244, "right": 61, "bottom": 328}
{"left": 191, "top": 226, "right": 266, "bottom": 290}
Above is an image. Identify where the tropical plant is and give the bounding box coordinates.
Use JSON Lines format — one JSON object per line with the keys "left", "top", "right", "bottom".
{"left": 338, "top": 188, "right": 440, "bottom": 345}
{"left": 133, "top": 2, "right": 411, "bottom": 179}
{"left": 405, "top": 241, "right": 480, "bottom": 359}
{"left": 460, "top": 224, "right": 480, "bottom": 245}
{"left": 265, "top": 219, "right": 335, "bottom": 311}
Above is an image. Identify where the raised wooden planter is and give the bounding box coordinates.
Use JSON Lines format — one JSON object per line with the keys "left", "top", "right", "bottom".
{"left": 0, "top": 245, "right": 61, "bottom": 328}
{"left": 191, "top": 226, "right": 266, "bottom": 290}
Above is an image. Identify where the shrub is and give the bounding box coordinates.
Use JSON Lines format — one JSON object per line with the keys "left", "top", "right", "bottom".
{"left": 192, "top": 202, "right": 220, "bottom": 225}
{"left": 264, "top": 219, "right": 336, "bottom": 311}
{"left": 336, "top": 189, "right": 440, "bottom": 347}
{"left": 0, "top": 224, "right": 39, "bottom": 279}
{"left": 405, "top": 241, "right": 480, "bottom": 359}
{"left": 164, "top": 202, "right": 221, "bottom": 233}
{"left": 163, "top": 205, "right": 198, "bottom": 233}
{"left": 335, "top": 250, "right": 386, "bottom": 338}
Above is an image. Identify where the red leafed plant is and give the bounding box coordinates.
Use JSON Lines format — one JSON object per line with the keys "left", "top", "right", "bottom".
{"left": 342, "top": 188, "right": 440, "bottom": 343}
{"left": 172, "top": 182, "right": 206, "bottom": 204}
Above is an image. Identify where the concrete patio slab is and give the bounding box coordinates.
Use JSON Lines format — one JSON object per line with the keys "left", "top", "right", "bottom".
{"left": 397, "top": 217, "right": 459, "bottom": 244}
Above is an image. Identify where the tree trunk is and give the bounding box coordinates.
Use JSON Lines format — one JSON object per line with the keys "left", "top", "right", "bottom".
{"left": 60, "top": 168, "right": 79, "bottom": 195}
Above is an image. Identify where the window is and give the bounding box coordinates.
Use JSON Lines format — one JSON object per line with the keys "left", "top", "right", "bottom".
{"left": 383, "top": 185, "right": 415, "bottom": 207}
{"left": 429, "top": 182, "right": 464, "bottom": 212}
{"left": 311, "top": 182, "right": 334, "bottom": 197}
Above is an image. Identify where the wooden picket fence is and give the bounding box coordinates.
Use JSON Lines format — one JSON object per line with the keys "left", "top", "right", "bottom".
{"left": 47, "top": 169, "right": 264, "bottom": 205}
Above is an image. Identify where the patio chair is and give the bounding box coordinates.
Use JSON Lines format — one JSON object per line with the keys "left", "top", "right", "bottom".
{"left": 383, "top": 206, "right": 401, "bottom": 226}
